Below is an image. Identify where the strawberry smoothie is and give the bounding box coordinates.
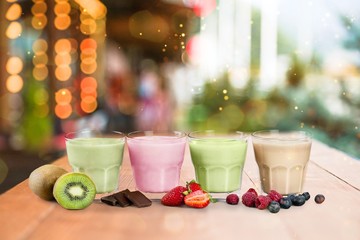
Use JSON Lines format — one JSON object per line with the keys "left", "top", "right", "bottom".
{"left": 127, "top": 131, "right": 186, "bottom": 193}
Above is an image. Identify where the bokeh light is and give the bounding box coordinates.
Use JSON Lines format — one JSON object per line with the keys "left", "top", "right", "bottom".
{"left": 31, "top": 1, "right": 47, "bottom": 15}
{"left": 32, "top": 39, "right": 48, "bottom": 54}
{"left": 6, "top": 57, "right": 23, "bottom": 75}
{"left": 54, "top": 2, "right": 71, "bottom": 15}
{"left": 80, "top": 18, "right": 97, "bottom": 35}
{"left": 55, "top": 65, "right": 72, "bottom": 81}
{"left": 81, "top": 96, "right": 97, "bottom": 113}
{"left": 55, "top": 38, "right": 72, "bottom": 53}
{"left": 31, "top": 14, "right": 48, "bottom": 30}
{"left": 80, "top": 61, "right": 97, "bottom": 74}
{"left": 81, "top": 76, "right": 97, "bottom": 89}
{"left": 5, "top": 21, "right": 22, "bottom": 39}
{"left": 34, "top": 88, "right": 49, "bottom": 105}
{"left": 5, "top": 3, "right": 22, "bottom": 21}
{"left": 33, "top": 65, "right": 48, "bottom": 81}
{"left": 32, "top": 53, "right": 48, "bottom": 66}
{"left": 6, "top": 75, "right": 23, "bottom": 93}
{"left": 75, "top": 0, "right": 107, "bottom": 19}
{"left": 55, "top": 53, "right": 71, "bottom": 65}
{"left": 55, "top": 104, "right": 72, "bottom": 119}
{"left": 55, "top": 88, "right": 72, "bottom": 104}
{"left": 80, "top": 38, "right": 97, "bottom": 50}
{"left": 54, "top": 14, "right": 71, "bottom": 30}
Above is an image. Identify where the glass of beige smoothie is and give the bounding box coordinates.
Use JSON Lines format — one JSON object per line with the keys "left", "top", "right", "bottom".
{"left": 252, "top": 130, "right": 311, "bottom": 195}
{"left": 65, "top": 130, "right": 125, "bottom": 194}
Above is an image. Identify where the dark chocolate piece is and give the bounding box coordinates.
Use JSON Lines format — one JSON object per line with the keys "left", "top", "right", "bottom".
{"left": 100, "top": 195, "right": 117, "bottom": 206}
{"left": 124, "top": 191, "right": 152, "bottom": 208}
{"left": 113, "top": 189, "right": 132, "bottom": 207}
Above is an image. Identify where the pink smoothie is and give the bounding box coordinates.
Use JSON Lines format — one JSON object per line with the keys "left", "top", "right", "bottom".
{"left": 127, "top": 134, "right": 186, "bottom": 193}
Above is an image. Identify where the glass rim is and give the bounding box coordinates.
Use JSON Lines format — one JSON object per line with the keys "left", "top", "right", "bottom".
{"left": 126, "top": 130, "right": 187, "bottom": 140}
{"left": 251, "top": 130, "right": 312, "bottom": 142}
{"left": 188, "top": 130, "right": 248, "bottom": 140}
{"left": 65, "top": 129, "right": 125, "bottom": 140}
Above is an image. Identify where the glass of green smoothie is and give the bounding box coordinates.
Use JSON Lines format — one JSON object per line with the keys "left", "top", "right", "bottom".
{"left": 65, "top": 129, "right": 125, "bottom": 194}
{"left": 188, "top": 130, "right": 248, "bottom": 193}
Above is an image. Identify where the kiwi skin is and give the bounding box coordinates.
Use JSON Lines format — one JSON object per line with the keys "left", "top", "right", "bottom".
{"left": 29, "top": 164, "right": 68, "bottom": 201}
{"left": 53, "top": 172, "right": 96, "bottom": 210}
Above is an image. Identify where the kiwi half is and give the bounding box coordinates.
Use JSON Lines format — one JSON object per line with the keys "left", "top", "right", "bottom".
{"left": 53, "top": 172, "right": 96, "bottom": 210}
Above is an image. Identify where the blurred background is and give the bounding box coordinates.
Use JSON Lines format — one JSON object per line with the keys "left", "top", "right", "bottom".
{"left": 0, "top": 0, "right": 359, "bottom": 193}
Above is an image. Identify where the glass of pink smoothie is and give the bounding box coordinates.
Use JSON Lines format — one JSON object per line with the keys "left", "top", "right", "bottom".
{"left": 127, "top": 131, "right": 187, "bottom": 193}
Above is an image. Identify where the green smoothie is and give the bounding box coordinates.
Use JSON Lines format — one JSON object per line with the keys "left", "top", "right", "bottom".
{"left": 189, "top": 138, "right": 247, "bottom": 192}
{"left": 66, "top": 137, "right": 125, "bottom": 193}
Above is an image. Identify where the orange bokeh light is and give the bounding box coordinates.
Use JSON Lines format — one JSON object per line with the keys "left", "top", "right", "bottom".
{"left": 55, "top": 53, "right": 71, "bottom": 66}
{"left": 33, "top": 53, "right": 48, "bottom": 66}
{"left": 6, "top": 21, "right": 22, "bottom": 39}
{"left": 6, "top": 3, "right": 22, "bottom": 21}
{"left": 81, "top": 77, "right": 97, "bottom": 89}
{"left": 55, "top": 65, "right": 72, "bottom": 81}
{"left": 33, "top": 65, "right": 48, "bottom": 81}
{"left": 31, "top": 1, "right": 47, "bottom": 15}
{"left": 54, "top": 2, "right": 71, "bottom": 15}
{"left": 6, "top": 75, "right": 23, "bottom": 93}
{"left": 6, "top": 57, "right": 23, "bottom": 75}
{"left": 80, "top": 61, "right": 97, "bottom": 74}
{"left": 81, "top": 96, "right": 97, "bottom": 113}
{"left": 55, "top": 39, "right": 71, "bottom": 54}
{"left": 80, "top": 19, "right": 97, "bottom": 35}
{"left": 54, "top": 14, "right": 71, "bottom": 30}
{"left": 80, "top": 38, "right": 97, "bottom": 51}
{"left": 55, "top": 88, "right": 72, "bottom": 104}
{"left": 55, "top": 104, "right": 72, "bottom": 119}
{"left": 32, "top": 14, "right": 48, "bottom": 30}
{"left": 32, "top": 39, "right": 48, "bottom": 54}
{"left": 81, "top": 89, "right": 97, "bottom": 100}
{"left": 80, "top": 48, "right": 97, "bottom": 61}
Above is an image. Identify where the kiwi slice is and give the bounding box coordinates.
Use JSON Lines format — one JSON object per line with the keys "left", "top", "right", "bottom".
{"left": 29, "top": 164, "right": 67, "bottom": 200}
{"left": 53, "top": 172, "right": 96, "bottom": 210}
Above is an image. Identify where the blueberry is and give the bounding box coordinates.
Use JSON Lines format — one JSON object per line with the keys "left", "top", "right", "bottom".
{"left": 268, "top": 201, "right": 280, "bottom": 213}
{"left": 315, "top": 194, "right": 325, "bottom": 204}
{"left": 302, "top": 192, "right": 310, "bottom": 201}
{"left": 288, "top": 194, "right": 296, "bottom": 202}
{"left": 292, "top": 195, "right": 306, "bottom": 206}
{"left": 279, "top": 197, "right": 292, "bottom": 209}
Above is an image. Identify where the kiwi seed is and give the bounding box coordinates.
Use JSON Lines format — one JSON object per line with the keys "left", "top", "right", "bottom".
{"left": 29, "top": 164, "right": 68, "bottom": 200}
{"left": 53, "top": 172, "right": 96, "bottom": 210}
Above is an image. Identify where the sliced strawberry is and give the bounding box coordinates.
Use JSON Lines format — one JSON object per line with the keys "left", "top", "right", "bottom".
{"left": 186, "top": 180, "right": 203, "bottom": 193}
{"left": 161, "top": 186, "right": 187, "bottom": 206}
{"left": 184, "top": 190, "right": 210, "bottom": 208}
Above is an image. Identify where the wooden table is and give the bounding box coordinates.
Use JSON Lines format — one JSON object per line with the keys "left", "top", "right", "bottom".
{"left": 1, "top": 141, "right": 360, "bottom": 240}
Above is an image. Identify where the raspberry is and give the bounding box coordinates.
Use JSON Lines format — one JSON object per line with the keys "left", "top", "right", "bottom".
{"left": 226, "top": 194, "right": 239, "bottom": 205}
{"left": 246, "top": 188, "right": 258, "bottom": 197}
{"left": 255, "top": 195, "right": 271, "bottom": 210}
{"left": 242, "top": 192, "right": 257, "bottom": 207}
{"left": 267, "top": 190, "right": 283, "bottom": 202}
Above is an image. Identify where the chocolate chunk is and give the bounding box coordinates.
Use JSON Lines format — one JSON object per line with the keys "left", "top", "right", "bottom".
{"left": 124, "top": 191, "right": 152, "bottom": 208}
{"left": 113, "top": 189, "right": 132, "bottom": 207}
{"left": 100, "top": 195, "right": 117, "bottom": 206}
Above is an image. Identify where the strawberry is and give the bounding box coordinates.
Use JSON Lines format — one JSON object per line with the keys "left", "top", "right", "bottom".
{"left": 186, "top": 180, "right": 202, "bottom": 193}
{"left": 184, "top": 190, "right": 210, "bottom": 208}
{"left": 161, "top": 186, "right": 187, "bottom": 206}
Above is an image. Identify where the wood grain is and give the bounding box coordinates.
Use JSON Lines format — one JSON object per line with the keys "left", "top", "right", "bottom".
{"left": 1, "top": 141, "right": 360, "bottom": 240}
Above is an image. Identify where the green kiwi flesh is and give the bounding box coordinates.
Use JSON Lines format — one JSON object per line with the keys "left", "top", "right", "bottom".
{"left": 53, "top": 172, "right": 96, "bottom": 210}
